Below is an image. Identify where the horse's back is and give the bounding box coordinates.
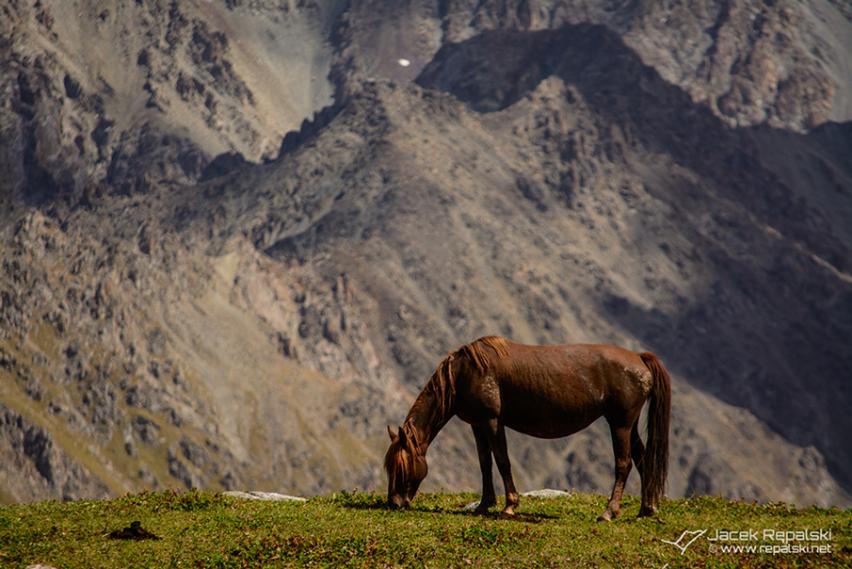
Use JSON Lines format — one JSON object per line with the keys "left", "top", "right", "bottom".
{"left": 501, "top": 341, "right": 650, "bottom": 379}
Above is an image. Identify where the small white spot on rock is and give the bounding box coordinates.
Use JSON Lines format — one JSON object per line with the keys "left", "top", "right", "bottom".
{"left": 398, "top": 58, "right": 411, "bottom": 67}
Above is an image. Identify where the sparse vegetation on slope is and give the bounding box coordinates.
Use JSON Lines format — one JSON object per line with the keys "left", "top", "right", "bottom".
{"left": 0, "top": 491, "right": 849, "bottom": 568}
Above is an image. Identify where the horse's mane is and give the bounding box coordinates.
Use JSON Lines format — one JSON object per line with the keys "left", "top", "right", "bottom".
{"left": 459, "top": 335, "right": 510, "bottom": 373}
{"left": 385, "top": 336, "right": 509, "bottom": 479}
{"left": 421, "top": 335, "right": 510, "bottom": 423}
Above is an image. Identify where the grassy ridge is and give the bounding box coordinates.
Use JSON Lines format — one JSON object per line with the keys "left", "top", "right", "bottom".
{"left": 0, "top": 491, "right": 849, "bottom": 568}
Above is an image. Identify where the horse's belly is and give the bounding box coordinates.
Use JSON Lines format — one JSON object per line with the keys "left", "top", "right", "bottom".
{"left": 456, "top": 367, "right": 612, "bottom": 436}
{"left": 502, "top": 402, "right": 602, "bottom": 439}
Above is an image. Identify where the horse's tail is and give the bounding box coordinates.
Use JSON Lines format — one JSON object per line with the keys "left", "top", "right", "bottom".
{"left": 639, "top": 351, "right": 671, "bottom": 509}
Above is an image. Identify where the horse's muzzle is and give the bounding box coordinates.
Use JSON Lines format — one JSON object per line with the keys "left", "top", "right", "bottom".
{"left": 388, "top": 495, "right": 410, "bottom": 510}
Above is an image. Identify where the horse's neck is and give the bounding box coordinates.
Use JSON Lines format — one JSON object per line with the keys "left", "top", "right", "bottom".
{"left": 405, "top": 388, "right": 453, "bottom": 452}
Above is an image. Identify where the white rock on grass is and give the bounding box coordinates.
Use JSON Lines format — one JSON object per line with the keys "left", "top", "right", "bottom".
{"left": 463, "top": 489, "right": 571, "bottom": 509}
{"left": 223, "top": 491, "right": 306, "bottom": 502}
{"left": 521, "top": 489, "right": 572, "bottom": 498}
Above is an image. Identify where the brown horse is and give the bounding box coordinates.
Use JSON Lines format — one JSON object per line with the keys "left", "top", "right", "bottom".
{"left": 385, "top": 336, "right": 671, "bottom": 520}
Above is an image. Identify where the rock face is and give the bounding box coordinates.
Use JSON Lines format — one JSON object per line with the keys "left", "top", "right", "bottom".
{"left": 340, "top": 0, "right": 852, "bottom": 131}
{"left": 0, "top": 402, "right": 110, "bottom": 502}
{"left": 1, "top": 0, "right": 339, "bottom": 207}
{"left": 1, "top": 1, "right": 851, "bottom": 506}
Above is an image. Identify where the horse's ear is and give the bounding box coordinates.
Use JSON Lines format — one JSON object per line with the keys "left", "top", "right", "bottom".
{"left": 387, "top": 425, "right": 399, "bottom": 443}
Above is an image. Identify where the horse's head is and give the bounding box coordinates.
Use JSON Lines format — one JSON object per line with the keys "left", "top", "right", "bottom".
{"left": 384, "top": 424, "right": 428, "bottom": 509}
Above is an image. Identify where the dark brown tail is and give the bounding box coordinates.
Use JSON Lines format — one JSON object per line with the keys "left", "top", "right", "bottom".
{"left": 639, "top": 352, "right": 671, "bottom": 509}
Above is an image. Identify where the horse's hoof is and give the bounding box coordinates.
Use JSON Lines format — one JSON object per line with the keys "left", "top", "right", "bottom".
{"left": 501, "top": 507, "right": 516, "bottom": 516}
{"left": 638, "top": 505, "right": 658, "bottom": 517}
{"left": 596, "top": 511, "right": 612, "bottom": 522}
{"left": 473, "top": 507, "right": 491, "bottom": 516}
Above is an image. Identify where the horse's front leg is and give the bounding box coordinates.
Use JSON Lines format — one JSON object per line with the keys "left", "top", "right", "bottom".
{"left": 471, "top": 425, "right": 496, "bottom": 514}
{"left": 486, "top": 420, "right": 519, "bottom": 515}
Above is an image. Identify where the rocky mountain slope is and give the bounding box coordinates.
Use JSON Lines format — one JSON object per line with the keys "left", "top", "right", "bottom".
{"left": 1, "top": 0, "right": 851, "bottom": 506}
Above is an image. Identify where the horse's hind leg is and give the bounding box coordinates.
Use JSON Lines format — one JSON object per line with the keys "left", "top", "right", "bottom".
{"left": 630, "top": 421, "right": 646, "bottom": 472}
{"left": 598, "top": 424, "right": 632, "bottom": 522}
{"left": 631, "top": 421, "right": 657, "bottom": 516}
{"left": 472, "top": 425, "right": 496, "bottom": 514}
{"left": 632, "top": 421, "right": 659, "bottom": 517}
{"left": 484, "top": 420, "right": 519, "bottom": 515}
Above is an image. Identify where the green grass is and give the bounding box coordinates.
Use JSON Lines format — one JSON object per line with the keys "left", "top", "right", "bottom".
{"left": 0, "top": 491, "right": 849, "bottom": 568}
